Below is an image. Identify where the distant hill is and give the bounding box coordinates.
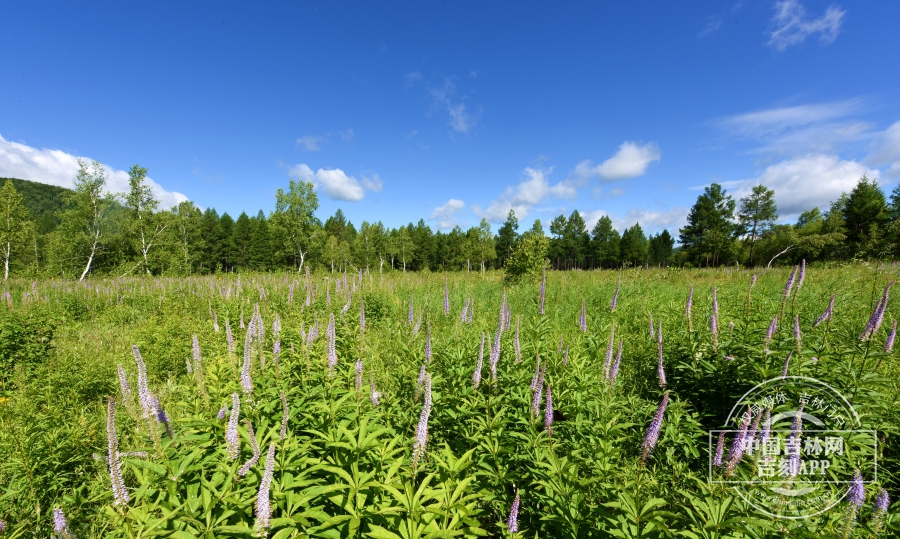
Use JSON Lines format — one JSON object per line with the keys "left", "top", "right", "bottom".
{"left": 0, "top": 177, "right": 71, "bottom": 233}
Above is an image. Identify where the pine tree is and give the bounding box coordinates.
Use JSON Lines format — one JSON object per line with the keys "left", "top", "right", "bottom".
{"left": 232, "top": 212, "right": 254, "bottom": 270}
{"left": 249, "top": 210, "right": 274, "bottom": 271}
{"left": 620, "top": 223, "right": 649, "bottom": 267}
{"left": 843, "top": 175, "right": 887, "bottom": 256}
{"left": 199, "top": 208, "right": 222, "bottom": 274}
{"left": 679, "top": 183, "right": 737, "bottom": 267}
{"left": 591, "top": 216, "right": 621, "bottom": 269}
{"left": 737, "top": 184, "right": 778, "bottom": 267}
{"left": 495, "top": 209, "right": 519, "bottom": 267}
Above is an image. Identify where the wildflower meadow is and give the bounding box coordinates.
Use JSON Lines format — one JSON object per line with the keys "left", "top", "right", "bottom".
{"left": 0, "top": 264, "right": 898, "bottom": 537}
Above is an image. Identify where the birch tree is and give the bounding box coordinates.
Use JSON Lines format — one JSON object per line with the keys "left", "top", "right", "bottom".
{"left": 270, "top": 179, "right": 319, "bottom": 272}
{"left": 0, "top": 180, "right": 33, "bottom": 280}
{"left": 124, "top": 165, "right": 167, "bottom": 275}
{"left": 64, "top": 159, "right": 113, "bottom": 281}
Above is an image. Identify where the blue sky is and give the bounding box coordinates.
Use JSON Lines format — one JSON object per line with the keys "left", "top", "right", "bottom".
{"left": 2, "top": 1, "right": 899, "bottom": 235}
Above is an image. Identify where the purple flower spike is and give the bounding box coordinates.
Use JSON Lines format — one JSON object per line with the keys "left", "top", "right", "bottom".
{"left": 713, "top": 431, "right": 726, "bottom": 467}
{"left": 765, "top": 316, "right": 777, "bottom": 353}
{"left": 885, "top": 320, "right": 897, "bottom": 353}
{"left": 781, "top": 351, "right": 792, "bottom": 379}
{"left": 531, "top": 365, "right": 545, "bottom": 418}
{"left": 610, "top": 278, "right": 620, "bottom": 311}
{"left": 609, "top": 339, "right": 623, "bottom": 383}
{"left": 579, "top": 298, "right": 587, "bottom": 332}
{"left": 875, "top": 487, "right": 889, "bottom": 514}
{"left": 861, "top": 282, "right": 895, "bottom": 341}
{"left": 641, "top": 392, "right": 670, "bottom": 464}
{"left": 327, "top": 314, "right": 338, "bottom": 375}
{"left": 544, "top": 384, "right": 554, "bottom": 437}
{"left": 489, "top": 325, "right": 502, "bottom": 380}
{"left": 473, "top": 332, "right": 485, "bottom": 389}
{"left": 786, "top": 406, "right": 804, "bottom": 477}
{"left": 603, "top": 323, "right": 616, "bottom": 378}
{"left": 657, "top": 322, "right": 666, "bottom": 388}
{"left": 408, "top": 292, "right": 414, "bottom": 324}
{"left": 411, "top": 372, "right": 433, "bottom": 468}
{"left": 443, "top": 275, "right": 450, "bottom": 315}
{"left": 255, "top": 443, "right": 276, "bottom": 533}
{"left": 794, "top": 314, "right": 802, "bottom": 350}
{"left": 848, "top": 470, "right": 865, "bottom": 508}
{"left": 507, "top": 490, "right": 521, "bottom": 533}
{"left": 814, "top": 295, "right": 836, "bottom": 327}
{"left": 712, "top": 287, "right": 719, "bottom": 319}
{"left": 530, "top": 356, "right": 541, "bottom": 391}
{"left": 425, "top": 326, "right": 432, "bottom": 361}
{"left": 797, "top": 259, "right": 806, "bottom": 289}
{"left": 226, "top": 393, "right": 241, "bottom": 460}
{"left": 53, "top": 508, "right": 69, "bottom": 535}
{"left": 370, "top": 374, "right": 381, "bottom": 406}
{"left": 686, "top": 284, "right": 693, "bottom": 321}
{"left": 355, "top": 359, "right": 363, "bottom": 392}
{"left": 784, "top": 265, "right": 798, "bottom": 297}
{"left": 107, "top": 398, "right": 129, "bottom": 505}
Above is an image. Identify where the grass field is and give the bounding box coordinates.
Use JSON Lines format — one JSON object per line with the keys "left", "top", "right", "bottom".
{"left": 0, "top": 265, "right": 897, "bottom": 537}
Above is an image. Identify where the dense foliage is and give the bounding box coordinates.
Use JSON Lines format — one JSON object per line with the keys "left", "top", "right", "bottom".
{"left": 0, "top": 265, "right": 898, "bottom": 537}
{"left": 5, "top": 168, "right": 900, "bottom": 279}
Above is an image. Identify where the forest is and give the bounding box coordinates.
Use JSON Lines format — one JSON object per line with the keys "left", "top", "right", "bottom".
{"left": 0, "top": 160, "right": 897, "bottom": 281}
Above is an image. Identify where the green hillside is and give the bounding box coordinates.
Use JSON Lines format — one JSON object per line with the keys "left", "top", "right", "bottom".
{"left": 0, "top": 177, "right": 71, "bottom": 233}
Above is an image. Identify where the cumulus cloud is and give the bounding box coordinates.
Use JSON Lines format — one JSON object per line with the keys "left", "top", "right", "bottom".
{"left": 723, "top": 154, "right": 878, "bottom": 219}
{"left": 288, "top": 163, "right": 381, "bottom": 202}
{"left": 429, "top": 199, "right": 466, "bottom": 229}
{"left": 571, "top": 141, "right": 661, "bottom": 182}
{"left": 581, "top": 207, "right": 689, "bottom": 236}
{"left": 768, "top": 0, "right": 846, "bottom": 51}
{"left": 474, "top": 167, "right": 578, "bottom": 223}
{"left": 0, "top": 134, "right": 188, "bottom": 209}
{"left": 296, "top": 136, "right": 323, "bottom": 151}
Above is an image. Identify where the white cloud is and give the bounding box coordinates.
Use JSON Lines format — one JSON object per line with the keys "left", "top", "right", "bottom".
{"left": 727, "top": 154, "right": 878, "bottom": 219}
{"left": 361, "top": 173, "right": 383, "bottom": 193}
{"left": 429, "top": 80, "right": 478, "bottom": 133}
{"left": 0, "top": 134, "right": 188, "bottom": 209}
{"left": 404, "top": 71, "right": 424, "bottom": 86}
{"left": 475, "top": 167, "right": 579, "bottom": 223}
{"left": 429, "top": 199, "right": 466, "bottom": 229}
{"left": 296, "top": 136, "right": 323, "bottom": 151}
{"left": 340, "top": 129, "right": 355, "bottom": 141}
{"left": 581, "top": 207, "right": 689, "bottom": 235}
{"left": 868, "top": 120, "right": 900, "bottom": 176}
{"left": 715, "top": 99, "right": 876, "bottom": 157}
{"left": 572, "top": 141, "right": 661, "bottom": 182}
{"left": 768, "top": 0, "right": 846, "bottom": 51}
{"left": 699, "top": 18, "right": 722, "bottom": 38}
{"left": 718, "top": 100, "right": 862, "bottom": 138}
{"left": 288, "top": 163, "right": 381, "bottom": 202}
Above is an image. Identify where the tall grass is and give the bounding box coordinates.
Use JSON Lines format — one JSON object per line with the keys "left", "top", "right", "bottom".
{"left": 0, "top": 265, "right": 897, "bottom": 537}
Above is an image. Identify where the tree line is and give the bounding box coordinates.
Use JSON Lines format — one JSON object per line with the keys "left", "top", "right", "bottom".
{"left": 0, "top": 160, "right": 890, "bottom": 279}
